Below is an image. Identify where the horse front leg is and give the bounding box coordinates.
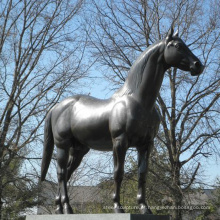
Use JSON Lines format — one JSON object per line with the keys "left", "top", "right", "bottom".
{"left": 137, "top": 142, "right": 153, "bottom": 214}
{"left": 56, "top": 146, "right": 73, "bottom": 214}
{"left": 112, "top": 136, "right": 127, "bottom": 213}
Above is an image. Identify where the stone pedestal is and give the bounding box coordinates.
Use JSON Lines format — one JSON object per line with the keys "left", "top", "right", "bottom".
{"left": 26, "top": 214, "right": 171, "bottom": 220}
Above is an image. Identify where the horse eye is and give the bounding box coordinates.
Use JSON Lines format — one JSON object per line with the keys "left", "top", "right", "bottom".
{"left": 175, "top": 43, "right": 181, "bottom": 49}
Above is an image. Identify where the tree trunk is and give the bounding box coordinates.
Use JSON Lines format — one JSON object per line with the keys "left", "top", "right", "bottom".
{"left": 0, "top": 161, "right": 2, "bottom": 220}
{"left": 172, "top": 162, "right": 183, "bottom": 220}
{"left": 173, "top": 194, "right": 183, "bottom": 220}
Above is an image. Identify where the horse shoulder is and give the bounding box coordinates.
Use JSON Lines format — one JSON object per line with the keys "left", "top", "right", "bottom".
{"left": 109, "top": 100, "right": 127, "bottom": 139}
{"left": 152, "top": 107, "right": 161, "bottom": 126}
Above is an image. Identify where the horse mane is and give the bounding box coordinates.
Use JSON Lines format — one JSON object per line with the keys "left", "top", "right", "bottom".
{"left": 113, "top": 40, "right": 164, "bottom": 97}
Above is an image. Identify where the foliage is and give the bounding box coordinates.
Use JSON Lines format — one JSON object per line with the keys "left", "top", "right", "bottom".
{"left": 196, "top": 179, "right": 220, "bottom": 220}
{"left": 1, "top": 155, "right": 39, "bottom": 219}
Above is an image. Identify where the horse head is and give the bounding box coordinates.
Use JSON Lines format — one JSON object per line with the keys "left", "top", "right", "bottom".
{"left": 164, "top": 27, "right": 204, "bottom": 76}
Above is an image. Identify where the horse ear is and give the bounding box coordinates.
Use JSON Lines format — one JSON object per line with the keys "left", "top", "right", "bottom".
{"left": 165, "top": 26, "right": 174, "bottom": 45}
{"left": 173, "top": 30, "right": 179, "bottom": 37}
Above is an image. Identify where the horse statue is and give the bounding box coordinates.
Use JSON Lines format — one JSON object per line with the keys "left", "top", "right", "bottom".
{"left": 41, "top": 27, "right": 204, "bottom": 214}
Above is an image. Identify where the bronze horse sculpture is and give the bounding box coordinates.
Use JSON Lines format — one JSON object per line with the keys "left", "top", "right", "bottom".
{"left": 41, "top": 27, "right": 204, "bottom": 214}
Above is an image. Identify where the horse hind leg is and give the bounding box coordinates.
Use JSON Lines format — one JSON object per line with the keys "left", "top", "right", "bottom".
{"left": 55, "top": 188, "right": 63, "bottom": 214}
{"left": 67, "top": 145, "right": 90, "bottom": 181}
{"left": 56, "top": 146, "right": 73, "bottom": 214}
{"left": 55, "top": 143, "right": 89, "bottom": 214}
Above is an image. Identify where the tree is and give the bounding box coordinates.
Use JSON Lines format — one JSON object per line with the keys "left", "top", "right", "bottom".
{"left": 84, "top": 0, "right": 220, "bottom": 219}
{"left": 0, "top": 0, "right": 89, "bottom": 218}
{"left": 1, "top": 152, "right": 39, "bottom": 219}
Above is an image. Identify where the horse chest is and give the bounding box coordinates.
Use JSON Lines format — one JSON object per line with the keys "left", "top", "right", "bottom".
{"left": 126, "top": 106, "right": 160, "bottom": 143}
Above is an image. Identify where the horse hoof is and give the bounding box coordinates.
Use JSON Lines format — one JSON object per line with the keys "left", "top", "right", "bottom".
{"left": 114, "top": 203, "right": 125, "bottom": 213}
{"left": 55, "top": 207, "right": 63, "bottom": 214}
{"left": 63, "top": 203, "right": 73, "bottom": 214}
{"left": 139, "top": 203, "right": 152, "bottom": 214}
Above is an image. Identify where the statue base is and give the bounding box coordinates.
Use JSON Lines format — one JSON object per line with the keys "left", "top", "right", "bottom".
{"left": 26, "top": 214, "right": 171, "bottom": 220}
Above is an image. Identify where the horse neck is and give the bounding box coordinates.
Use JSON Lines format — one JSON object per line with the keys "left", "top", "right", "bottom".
{"left": 133, "top": 43, "right": 167, "bottom": 110}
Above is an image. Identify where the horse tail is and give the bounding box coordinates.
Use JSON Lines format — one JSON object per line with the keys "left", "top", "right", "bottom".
{"left": 41, "top": 110, "right": 54, "bottom": 181}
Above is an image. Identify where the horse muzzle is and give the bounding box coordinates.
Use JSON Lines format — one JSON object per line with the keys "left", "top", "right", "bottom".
{"left": 190, "top": 61, "right": 205, "bottom": 76}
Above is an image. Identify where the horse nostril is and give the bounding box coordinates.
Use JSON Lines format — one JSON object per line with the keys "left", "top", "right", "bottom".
{"left": 194, "top": 61, "right": 200, "bottom": 68}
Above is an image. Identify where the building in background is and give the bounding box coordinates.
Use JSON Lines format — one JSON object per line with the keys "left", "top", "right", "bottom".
{"left": 37, "top": 181, "right": 219, "bottom": 219}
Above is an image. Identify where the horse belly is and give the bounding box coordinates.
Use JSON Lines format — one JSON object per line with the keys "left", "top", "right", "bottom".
{"left": 71, "top": 114, "right": 113, "bottom": 151}
{"left": 86, "top": 139, "right": 113, "bottom": 151}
